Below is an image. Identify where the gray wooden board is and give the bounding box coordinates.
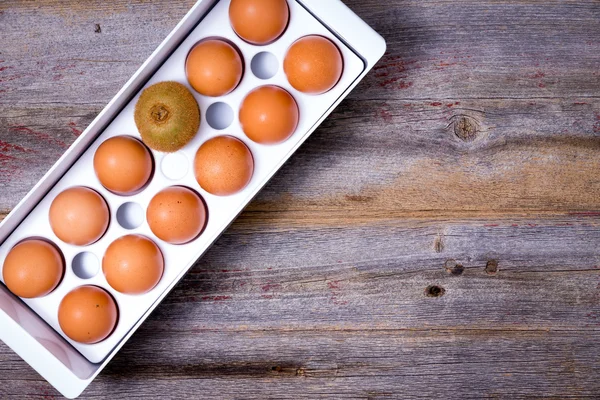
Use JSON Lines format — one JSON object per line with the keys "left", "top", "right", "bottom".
{"left": 1, "top": 0, "right": 600, "bottom": 398}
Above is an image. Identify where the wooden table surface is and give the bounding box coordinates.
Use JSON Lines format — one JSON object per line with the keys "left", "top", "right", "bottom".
{"left": 1, "top": 0, "right": 600, "bottom": 398}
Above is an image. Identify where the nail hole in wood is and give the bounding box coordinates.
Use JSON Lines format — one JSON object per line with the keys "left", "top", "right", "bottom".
{"left": 485, "top": 260, "right": 499, "bottom": 275}
{"left": 272, "top": 366, "right": 281, "bottom": 372}
{"left": 425, "top": 285, "right": 445, "bottom": 298}
{"left": 444, "top": 259, "right": 464, "bottom": 275}
{"left": 454, "top": 116, "right": 478, "bottom": 141}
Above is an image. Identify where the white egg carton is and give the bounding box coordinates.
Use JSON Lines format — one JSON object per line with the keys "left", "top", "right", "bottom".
{"left": 0, "top": 0, "right": 385, "bottom": 398}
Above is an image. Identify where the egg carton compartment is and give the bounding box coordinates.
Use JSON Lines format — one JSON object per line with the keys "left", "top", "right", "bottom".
{"left": 0, "top": 0, "right": 365, "bottom": 363}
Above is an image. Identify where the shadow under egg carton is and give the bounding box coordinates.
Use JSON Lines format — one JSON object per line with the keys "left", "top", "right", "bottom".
{"left": 0, "top": 0, "right": 385, "bottom": 397}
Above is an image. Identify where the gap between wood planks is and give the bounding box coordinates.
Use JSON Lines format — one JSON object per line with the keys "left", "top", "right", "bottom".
{"left": 232, "top": 209, "right": 599, "bottom": 230}
{"left": 141, "top": 326, "right": 597, "bottom": 335}
{"left": 1, "top": 209, "right": 598, "bottom": 226}
{"left": 3, "top": 95, "right": 599, "bottom": 107}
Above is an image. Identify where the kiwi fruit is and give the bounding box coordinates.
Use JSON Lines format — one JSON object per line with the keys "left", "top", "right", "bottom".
{"left": 134, "top": 81, "right": 200, "bottom": 152}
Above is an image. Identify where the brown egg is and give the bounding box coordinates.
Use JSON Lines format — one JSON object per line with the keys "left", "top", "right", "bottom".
{"left": 93, "top": 136, "right": 153, "bottom": 195}
{"left": 239, "top": 85, "right": 299, "bottom": 144}
{"left": 147, "top": 186, "right": 207, "bottom": 245}
{"left": 2, "top": 239, "right": 64, "bottom": 298}
{"left": 58, "top": 286, "right": 118, "bottom": 344}
{"left": 186, "top": 39, "right": 243, "bottom": 97}
{"left": 229, "top": 0, "right": 289, "bottom": 45}
{"left": 49, "top": 187, "right": 110, "bottom": 246}
{"left": 284, "top": 35, "right": 344, "bottom": 95}
{"left": 194, "top": 136, "right": 254, "bottom": 196}
{"left": 103, "top": 235, "right": 164, "bottom": 295}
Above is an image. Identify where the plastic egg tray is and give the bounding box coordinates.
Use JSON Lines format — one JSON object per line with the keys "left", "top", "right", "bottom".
{"left": 0, "top": 0, "right": 385, "bottom": 397}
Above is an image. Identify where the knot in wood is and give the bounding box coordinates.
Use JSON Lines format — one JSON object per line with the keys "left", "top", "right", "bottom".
{"left": 485, "top": 260, "right": 499, "bottom": 275}
{"left": 444, "top": 259, "right": 464, "bottom": 275}
{"left": 454, "top": 115, "right": 479, "bottom": 142}
{"left": 425, "top": 285, "right": 445, "bottom": 298}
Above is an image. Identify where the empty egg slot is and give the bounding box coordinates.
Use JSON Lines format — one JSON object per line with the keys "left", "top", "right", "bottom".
{"left": 251, "top": 51, "right": 279, "bottom": 80}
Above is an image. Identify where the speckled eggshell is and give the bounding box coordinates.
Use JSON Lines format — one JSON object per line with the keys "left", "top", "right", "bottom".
{"left": 103, "top": 235, "right": 164, "bottom": 295}
{"left": 229, "top": 0, "right": 289, "bottom": 45}
{"left": 146, "top": 186, "right": 207, "bottom": 245}
{"left": 93, "top": 136, "right": 153, "bottom": 195}
{"left": 186, "top": 39, "right": 244, "bottom": 97}
{"left": 194, "top": 136, "right": 254, "bottom": 196}
{"left": 239, "top": 85, "right": 299, "bottom": 144}
{"left": 58, "top": 286, "right": 118, "bottom": 344}
{"left": 2, "top": 239, "right": 64, "bottom": 299}
{"left": 284, "top": 35, "right": 344, "bottom": 95}
{"left": 49, "top": 187, "right": 110, "bottom": 246}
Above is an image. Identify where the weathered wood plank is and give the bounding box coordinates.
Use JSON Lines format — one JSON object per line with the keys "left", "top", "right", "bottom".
{"left": 3, "top": 214, "right": 600, "bottom": 398}
{"left": 2, "top": 215, "right": 600, "bottom": 398}
{"left": 3, "top": 331, "right": 600, "bottom": 399}
{"left": 1, "top": 1, "right": 599, "bottom": 105}
{"left": 2, "top": 98, "right": 599, "bottom": 213}
{"left": 353, "top": 0, "right": 600, "bottom": 101}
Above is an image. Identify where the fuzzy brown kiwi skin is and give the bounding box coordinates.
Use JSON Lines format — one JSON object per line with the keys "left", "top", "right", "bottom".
{"left": 134, "top": 81, "right": 201, "bottom": 153}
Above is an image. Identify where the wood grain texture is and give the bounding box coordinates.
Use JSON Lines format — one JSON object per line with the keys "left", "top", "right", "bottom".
{"left": 1, "top": 0, "right": 600, "bottom": 399}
